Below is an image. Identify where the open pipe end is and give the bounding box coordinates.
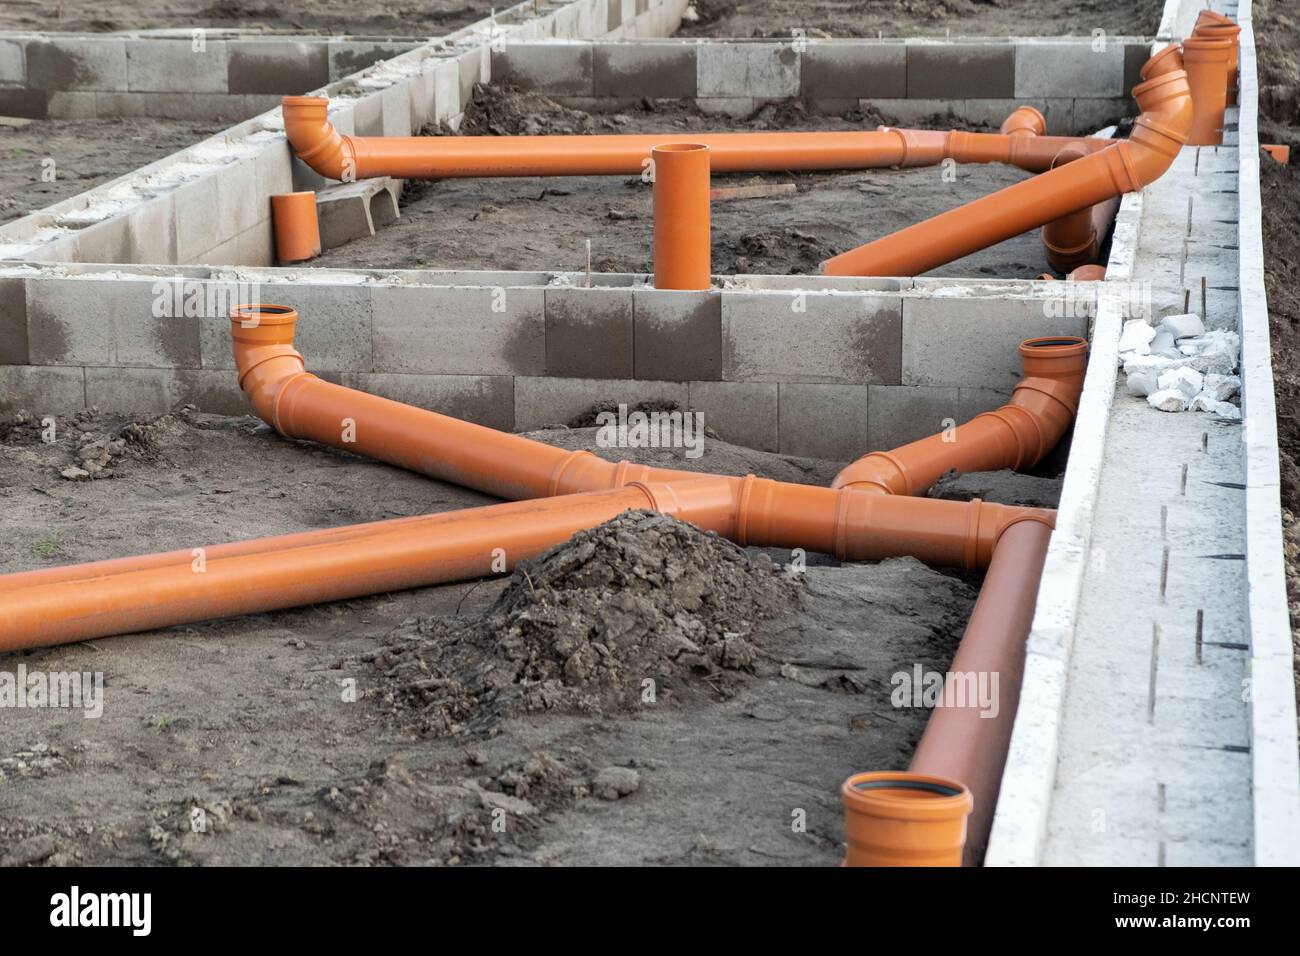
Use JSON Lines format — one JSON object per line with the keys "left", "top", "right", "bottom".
{"left": 1000, "top": 105, "right": 1046, "bottom": 137}
{"left": 841, "top": 771, "right": 973, "bottom": 867}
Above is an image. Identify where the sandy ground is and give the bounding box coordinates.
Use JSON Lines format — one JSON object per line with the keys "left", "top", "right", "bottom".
{"left": 318, "top": 89, "right": 1127, "bottom": 278}
{"left": 1255, "top": 0, "right": 1300, "bottom": 726}
{"left": 679, "top": 0, "right": 1166, "bottom": 38}
{"left": 0, "top": 406, "right": 1066, "bottom": 866}
{"left": 0, "top": 118, "right": 224, "bottom": 225}
{"left": 0, "top": 0, "right": 490, "bottom": 36}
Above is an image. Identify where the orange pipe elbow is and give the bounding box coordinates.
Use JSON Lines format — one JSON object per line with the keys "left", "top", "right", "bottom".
{"left": 822, "top": 54, "right": 1193, "bottom": 277}
{"left": 282, "top": 96, "right": 356, "bottom": 181}
{"left": 652, "top": 144, "right": 711, "bottom": 291}
{"left": 833, "top": 336, "right": 1087, "bottom": 495}
{"left": 1195, "top": 12, "right": 1240, "bottom": 106}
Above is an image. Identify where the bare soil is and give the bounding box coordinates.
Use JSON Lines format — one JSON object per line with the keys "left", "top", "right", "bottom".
{"left": 679, "top": 0, "right": 1165, "bottom": 38}
{"left": 0, "top": 405, "right": 1024, "bottom": 866}
{"left": 316, "top": 86, "right": 1129, "bottom": 278}
{"left": 0, "top": 0, "right": 489, "bottom": 36}
{"left": 1255, "top": 0, "right": 1300, "bottom": 724}
{"left": 0, "top": 118, "right": 225, "bottom": 225}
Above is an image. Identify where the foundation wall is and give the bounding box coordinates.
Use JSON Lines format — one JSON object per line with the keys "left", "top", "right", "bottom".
{"left": 0, "top": 265, "right": 1091, "bottom": 460}
{"left": 494, "top": 37, "right": 1152, "bottom": 133}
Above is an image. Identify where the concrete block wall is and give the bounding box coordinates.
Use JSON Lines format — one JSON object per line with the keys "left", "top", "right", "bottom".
{"left": 0, "top": 265, "right": 1091, "bottom": 462}
{"left": 495, "top": 37, "right": 1149, "bottom": 133}
{"left": 0, "top": 32, "right": 429, "bottom": 119}
{"left": 0, "top": 0, "right": 689, "bottom": 267}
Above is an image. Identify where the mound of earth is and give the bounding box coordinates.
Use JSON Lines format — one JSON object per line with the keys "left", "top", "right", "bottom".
{"left": 373, "top": 511, "right": 801, "bottom": 734}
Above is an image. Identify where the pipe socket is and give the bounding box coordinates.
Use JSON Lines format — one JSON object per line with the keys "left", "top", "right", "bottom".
{"left": 841, "top": 772, "right": 974, "bottom": 867}
{"left": 1182, "top": 36, "right": 1232, "bottom": 145}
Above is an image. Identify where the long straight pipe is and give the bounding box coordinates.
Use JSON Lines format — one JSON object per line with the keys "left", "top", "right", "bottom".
{"left": 281, "top": 96, "right": 1112, "bottom": 180}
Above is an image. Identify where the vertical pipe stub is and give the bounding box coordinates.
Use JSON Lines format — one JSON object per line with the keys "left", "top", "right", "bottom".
{"left": 652, "top": 143, "right": 711, "bottom": 291}
{"left": 270, "top": 191, "right": 322, "bottom": 263}
{"left": 1181, "top": 36, "right": 1232, "bottom": 146}
{"left": 841, "top": 771, "right": 973, "bottom": 867}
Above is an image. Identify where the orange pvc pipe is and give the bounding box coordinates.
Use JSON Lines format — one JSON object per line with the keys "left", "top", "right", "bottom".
{"left": 652, "top": 143, "right": 711, "bottom": 291}
{"left": 1182, "top": 36, "right": 1232, "bottom": 146}
{"left": 834, "top": 336, "right": 1087, "bottom": 496}
{"left": 821, "top": 54, "right": 1193, "bottom": 277}
{"left": 1195, "top": 13, "right": 1240, "bottom": 106}
{"left": 907, "top": 517, "right": 1052, "bottom": 865}
{"left": 228, "top": 306, "right": 1052, "bottom": 568}
{"left": 841, "top": 772, "right": 973, "bottom": 867}
{"left": 1038, "top": 143, "right": 1121, "bottom": 272}
{"left": 270, "top": 191, "right": 321, "bottom": 262}
{"left": 280, "top": 96, "right": 1111, "bottom": 181}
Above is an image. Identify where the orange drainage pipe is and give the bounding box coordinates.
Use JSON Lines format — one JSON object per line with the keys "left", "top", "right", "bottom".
{"left": 1069, "top": 263, "right": 1107, "bottom": 281}
{"left": 280, "top": 96, "right": 1111, "bottom": 181}
{"left": 1195, "top": 12, "right": 1240, "bottom": 106}
{"left": 834, "top": 337, "right": 1087, "bottom": 496}
{"left": 270, "top": 191, "right": 321, "bottom": 263}
{"left": 821, "top": 52, "right": 1193, "bottom": 277}
{"left": 841, "top": 771, "right": 973, "bottom": 866}
{"left": 1182, "top": 35, "right": 1232, "bottom": 146}
{"left": 652, "top": 144, "right": 711, "bottom": 291}
{"left": 842, "top": 517, "right": 1052, "bottom": 866}
{"left": 1039, "top": 144, "right": 1121, "bottom": 273}
{"left": 1262, "top": 144, "right": 1291, "bottom": 165}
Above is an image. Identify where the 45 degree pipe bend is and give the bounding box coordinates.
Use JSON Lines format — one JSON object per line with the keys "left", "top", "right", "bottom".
{"left": 822, "top": 50, "right": 1194, "bottom": 277}
{"left": 833, "top": 336, "right": 1088, "bottom": 496}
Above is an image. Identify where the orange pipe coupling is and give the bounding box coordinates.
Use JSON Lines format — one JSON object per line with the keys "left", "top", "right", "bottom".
{"left": 841, "top": 772, "right": 973, "bottom": 866}
{"left": 1195, "top": 12, "right": 1240, "bottom": 106}
{"left": 1181, "top": 36, "right": 1233, "bottom": 146}
{"left": 270, "top": 191, "right": 321, "bottom": 263}
{"left": 281, "top": 95, "right": 1113, "bottom": 182}
{"left": 822, "top": 51, "right": 1194, "bottom": 277}
{"left": 834, "top": 336, "right": 1087, "bottom": 496}
{"left": 652, "top": 144, "right": 711, "bottom": 291}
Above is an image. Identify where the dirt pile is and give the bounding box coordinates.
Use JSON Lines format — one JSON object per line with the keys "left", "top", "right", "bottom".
{"left": 372, "top": 511, "right": 801, "bottom": 734}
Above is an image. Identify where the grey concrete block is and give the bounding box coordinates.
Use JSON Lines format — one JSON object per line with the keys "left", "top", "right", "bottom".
{"left": 606, "top": 0, "right": 623, "bottom": 31}
{"left": 126, "top": 195, "right": 179, "bottom": 264}
{"left": 698, "top": 42, "right": 800, "bottom": 98}
{"left": 25, "top": 38, "right": 128, "bottom": 92}
{"left": 0, "top": 365, "right": 86, "bottom": 414}
{"left": 0, "top": 38, "right": 24, "bottom": 85}
{"left": 127, "top": 38, "right": 229, "bottom": 94}
{"left": 380, "top": 82, "right": 412, "bottom": 136}
{"left": 864, "top": 383, "right": 961, "bottom": 451}
{"left": 70, "top": 216, "right": 131, "bottom": 264}
{"left": 349, "top": 91, "right": 384, "bottom": 137}
{"left": 84, "top": 366, "right": 246, "bottom": 415}
{"left": 172, "top": 172, "right": 224, "bottom": 264}
{"left": 46, "top": 91, "right": 98, "bottom": 119}
{"left": 801, "top": 42, "right": 906, "bottom": 99}
{"left": 1123, "top": 41, "right": 1149, "bottom": 94}
{"left": 1015, "top": 40, "right": 1124, "bottom": 99}
{"left": 215, "top": 157, "right": 263, "bottom": 239}
{"left": 722, "top": 291, "right": 903, "bottom": 384}
{"left": 0, "top": 88, "right": 49, "bottom": 119}
{"left": 777, "top": 382, "right": 869, "bottom": 461}
{"left": 252, "top": 139, "right": 294, "bottom": 200}
{"left": 546, "top": 287, "right": 634, "bottom": 379}
{"left": 492, "top": 43, "right": 593, "bottom": 96}
{"left": 431, "top": 57, "right": 460, "bottom": 125}
{"left": 26, "top": 277, "right": 200, "bottom": 368}
{"left": 901, "top": 295, "right": 1087, "bottom": 388}
{"left": 1072, "top": 97, "right": 1131, "bottom": 134}
{"left": 593, "top": 41, "right": 696, "bottom": 97}
{"left": 373, "top": 285, "right": 544, "bottom": 375}
{"left": 235, "top": 220, "right": 275, "bottom": 267}
{"left": 687, "top": 380, "right": 777, "bottom": 452}
{"left": 733, "top": 274, "right": 908, "bottom": 293}
{"left": 514, "top": 375, "right": 687, "bottom": 431}
{"left": 316, "top": 178, "right": 400, "bottom": 250}
{"left": 329, "top": 41, "right": 417, "bottom": 82}
{"left": 458, "top": 46, "right": 486, "bottom": 108}
{"left": 345, "top": 373, "right": 515, "bottom": 430}
{"left": 859, "top": 97, "right": 956, "bottom": 127}
{"left": 694, "top": 96, "right": 755, "bottom": 118}
{"left": 0, "top": 278, "right": 28, "bottom": 365}
{"left": 200, "top": 281, "right": 373, "bottom": 373}
{"left": 633, "top": 289, "right": 721, "bottom": 381}
{"left": 906, "top": 42, "right": 1014, "bottom": 99}
{"left": 228, "top": 40, "right": 330, "bottom": 95}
